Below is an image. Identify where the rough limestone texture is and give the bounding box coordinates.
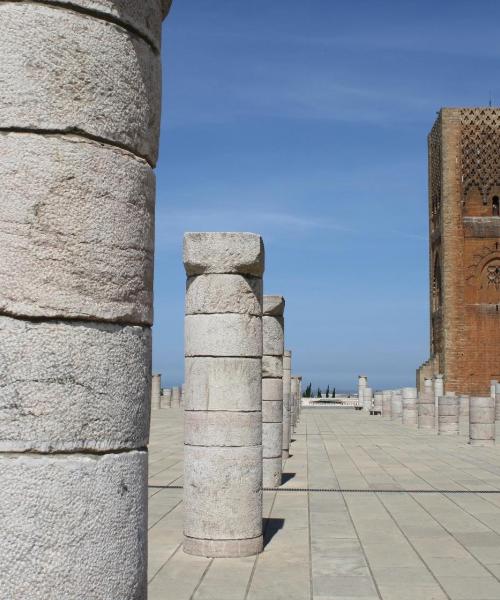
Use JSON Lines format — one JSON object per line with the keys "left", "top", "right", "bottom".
{"left": 438, "top": 395, "right": 459, "bottom": 435}
{"left": 43, "top": 0, "right": 172, "bottom": 50}
{"left": 263, "top": 355, "right": 283, "bottom": 378}
{"left": 0, "top": 133, "right": 154, "bottom": 324}
{"left": 459, "top": 394, "right": 470, "bottom": 417}
{"left": 0, "top": 316, "right": 151, "bottom": 452}
{"left": 434, "top": 375, "right": 444, "bottom": 428}
{"left": 171, "top": 387, "right": 181, "bottom": 408}
{"left": 186, "top": 275, "right": 262, "bottom": 316}
{"left": 185, "top": 357, "right": 261, "bottom": 411}
{"left": 0, "top": 3, "right": 162, "bottom": 164}
{"left": 151, "top": 374, "right": 161, "bottom": 410}
{"left": 363, "top": 387, "right": 373, "bottom": 412}
{"left": 0, "top": 451, "right": 148, "bottom": 600}
{"left": 470, "top": 397, "right": 496, "bottom": 446}
{"left": 373, "top": 392, "right": 383, "bottom": 414}
{"left": 183, "top": 232, "right": 264, "bottom": 558}
{"left": 183, "top": 232, "right": 265, "bottom": 277}
{"left": 402, "top": 387, "right": 418, "bottom": 426}
{"left": 262, "top": 295, "right": 284, "bottom": 488}
{"left": 185, "top": 314, "right": 262, "bottom": 357}
{"left": 390, "top": 390, "right": 403, "bottom": 422}
{"left": 282, "top": 350, "right": 292, "bottom": 458}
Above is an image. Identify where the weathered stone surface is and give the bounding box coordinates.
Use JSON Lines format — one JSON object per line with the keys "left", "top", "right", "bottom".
{"left": 0, "top": 3, "right": 161, "bottom": 164}
{"left": 183, "top": 232, "right": 264, "bottom": 277}
{"left": 382, "top": 390, "right": 392, "bottom": 418}
{"left": 183, "top": 446, "right": 263, "bottom": 540}
{"left": 263, "top": 295, "right": 285, "bottom": 316}
{"left": 184, "top": 411, "right": 262, "bottom": 447}
{"left": 262, "top": 400, "right": 283, "bottom": 423}
{"left": 183, "top": 535, "right": 263, "bottom": 559}
{"left": 263, "top": 315, "right": 284, "bottom": 356}
{"left": 185, "top": 274, "right": 262, "bottom": 316}
{"left": 160, "top": 388, "right": 172, "bottom": 409}
{"left": 470, "top": 397, "right": 496, "bottom": 445}
{"left": 171, "top": 387, "right": 181, "bottom": 408}
{"left": 41, "top": 0, "right": 171, "bottom": 50}
{"left": 0, "top": 451, "right": 147, "bottom": 600}
{"left": 185, "top": 314, "right": 262, "bottom": 357}
{"left": 263, "top": 378, "right": 283, "bottom": 401}
{"left": 262, "top": 422, "right": 282, "bottom": 458}
{"left": 151, "top": 374, "right": 161, "bottom": 410}
{"left": 262, "top": 456, "right": 282, "bottom": 489}
{"left": 0, "top": 316, "right": 150, "bottom": 452}
{"left": 262, "top": 355, "right": 283, "bottom": 378}
{"left": 282, "top": 350, "right": 292, "bottom": 458}
{"left": 0, "top": 133, "right": 154, "bottom": 323}
{"left": 184, "top": 357, "right": 261, "bottom": 411}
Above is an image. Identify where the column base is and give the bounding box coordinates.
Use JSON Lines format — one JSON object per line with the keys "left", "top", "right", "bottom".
{"left": 183, "top": 535, "right": 263, "bottom": 558}
{"left": 263, "top": 456, "right": 282, "bottom": 488}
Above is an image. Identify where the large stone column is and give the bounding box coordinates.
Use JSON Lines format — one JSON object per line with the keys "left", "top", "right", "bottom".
{"left": 282, "top": 350, "right": 292, "bottom": 458}
{"left": 0, "top": 2, "right": 169, "bottom": 596}
{"left": 418, "top": 379, "right": 435, "bottom": 430}
{"left": 262, "top": 295, "right": 284, "bottom": 488}
{"left": 469, "top": 397, "right": 496, "bottom": 447}
{"left": 183, "top": 232, "right": 264, "bottom": 558}
{"left": 152, "top": 373, "right": 162, "bottom": 410}
{"left": 402, "top": 387, "right": 417, "bottom": 426}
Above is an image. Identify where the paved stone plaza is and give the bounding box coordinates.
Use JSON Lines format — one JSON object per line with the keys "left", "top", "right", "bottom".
{"left": 148, "top": 408, "right": 500, "bottom": 600}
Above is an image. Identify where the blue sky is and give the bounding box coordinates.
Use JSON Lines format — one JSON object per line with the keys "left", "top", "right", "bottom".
{"left": 153, "top": 0, "right": 500, "bottom": 391}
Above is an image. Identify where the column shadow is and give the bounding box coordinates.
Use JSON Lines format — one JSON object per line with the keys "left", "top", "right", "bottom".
{"left": 262, "top": 517, "right": 285, "bottom": 547}
{"left": 281, "top": 472, "right": 296, "bottom": 484}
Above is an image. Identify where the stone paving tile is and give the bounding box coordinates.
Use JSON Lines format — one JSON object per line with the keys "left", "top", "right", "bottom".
{"left": 148, "top": 408, "right": 500, "bottom": 600}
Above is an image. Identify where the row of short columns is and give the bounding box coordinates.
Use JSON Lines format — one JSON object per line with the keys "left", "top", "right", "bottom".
{"left": 182, "top": 233, "right": 302, "bottom": 558}
{"left": 151, "top": 374, "right": 183, "bottom": 409}
{"left": 359, "top": 374, "right": 498, "bottom": 446}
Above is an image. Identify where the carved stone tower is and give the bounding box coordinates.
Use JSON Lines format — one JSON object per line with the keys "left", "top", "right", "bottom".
{"left": 424, "top": 108, "right": 500, "bottom": 395}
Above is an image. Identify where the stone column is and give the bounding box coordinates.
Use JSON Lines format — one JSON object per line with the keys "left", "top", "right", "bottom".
{"left": 180, "top": 383, "right": 185, "bottom": 407}
{"left": 363, "top": 387, "right": 373, "bottom": 413}
{"left": 459, "top": 394, "right": 470, "bottom": 435}
{"left": 358, "top": 375, "right": 368, "bottom": 408}
{"left": 490, "top": 380, "right": 498, "bottom": 401}
{"left": 183, "top": 232, "right": 264, "bottom": 558}
{"left": 152, "top": 373, "right": 162, "bottom": 410}
{"left": 402, "top": 387, "right": 418, "bottom": 426}
{"left": 418, "top": 379, "right": 435, "bottom": 430}
{"left": 390, "top": 390, "right": 403, "bottom": 422}
{"left": 373, "top": 392, "right": 383, "bottom": 415}
{"left": 282, "top": 350, "right": 292, "bottom": 458}
{"left": 382, "top": 390, "right": 392, "bottom": 418}
{"left": 469, "top": 397, "right": 496, "bottom": 447}
{"left": 495, "top": 382, "right": 500, "bottom": 421}
{"left": 171, "top": 386, "right": 181, "bottom": 408}
{"left": 434, "top": 374, "right": 444, "bottom": 428}
{"left": 161, "top": 388, "right": 172, "bottom": 409}
{"left": 296, "top": 375, "right": 302, "bottom": 423}
{"left": 0, "top": 2, "right": 169, "bottom": 596}
{"left": 262, "top": 295, "right": 284, "bottom": 488}
{"left": 438, "top": 395, "right": 459, "bottom": 435}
